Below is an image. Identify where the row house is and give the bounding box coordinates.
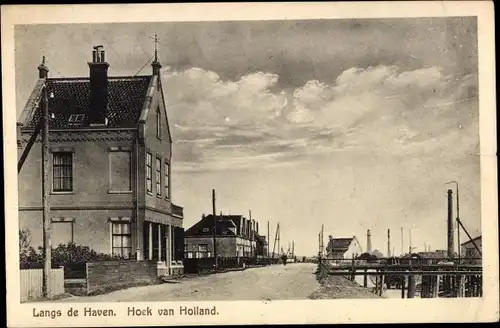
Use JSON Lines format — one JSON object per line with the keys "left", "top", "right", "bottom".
{"left": 17, "top": 45, "right": 184, "bottom": 265}
{"left": 184, "top": 214, "right": 264, "bottom": 259}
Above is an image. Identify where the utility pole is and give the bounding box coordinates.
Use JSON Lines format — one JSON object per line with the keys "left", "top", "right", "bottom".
{"left": 401, "top": 227, "right": 404, "bottom": 256}
{"left": 272, "top": 223, "right": 279, "bottom": 259}
{"left": 212, "top": 189, "right": 217, "bottom": 269}
{"left": 267, "top": 221, "right": 270, "bottom": 258}
{"left": 277, "top": 222, "right": 280, "bottom": 256}
{"left": 249, "top": 210, "right": 253, "bottom": 258}
{"left": 409, "top": 228, "right": 412, "bottom": 254}
{"left": 42, "top": 81, "right": 52, "bottom": 298}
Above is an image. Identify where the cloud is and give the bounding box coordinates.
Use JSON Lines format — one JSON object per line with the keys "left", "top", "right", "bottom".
{"left": 164, "top": 64, "right": 478, "bottom": 172}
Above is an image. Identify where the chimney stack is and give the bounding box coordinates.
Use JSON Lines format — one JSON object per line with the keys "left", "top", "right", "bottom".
{"left": 387, "top": 229, "right": 391, "bottom": 257}
{"left": 447, "top": 189, "right": 455, "bottom": 258}
{"left": 88, "top": 45, "right": 109, "bottom": 125}
{"left": 38, "top": 56, "right": 49, "bottom": 79}
{"left": 367, "top": 229, "right": 372, "bottom": 254}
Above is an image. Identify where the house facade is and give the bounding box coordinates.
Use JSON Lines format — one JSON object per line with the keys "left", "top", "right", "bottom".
{"left": 461, "top": 236, "right": 482, "bottom": 264}
{"left": 325, "top": 236, "right": 362, "bottom": 263}
{"left": 184, "top": 214, "right": 261, "bottom": 259}
{"left": 17, "top": 46, "right": 184, "bottom": 265}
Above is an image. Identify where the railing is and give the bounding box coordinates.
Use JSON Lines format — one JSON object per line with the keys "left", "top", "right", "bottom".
{"left": 317, "top": 259, "right": 482, "bottom": 298}
{"left": 183, "top": 256, "right": 279, "bottom": 274}
{"left": 172, "top": 204, "right": 183, "bottom": 218}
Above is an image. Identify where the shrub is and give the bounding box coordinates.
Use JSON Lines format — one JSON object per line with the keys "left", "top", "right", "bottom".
{"left": 19, "top": 229, "right": 122, "bottom": 278}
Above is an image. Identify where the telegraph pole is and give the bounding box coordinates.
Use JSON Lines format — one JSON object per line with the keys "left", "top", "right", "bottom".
{"left": 267, "top": 221, "right": 270, "bottom": 258}
{"left": 42, "top": 82, "right": 52, "bottom": 298}
{"left": 212, "top": 189, "right": 217, "bottom": 269}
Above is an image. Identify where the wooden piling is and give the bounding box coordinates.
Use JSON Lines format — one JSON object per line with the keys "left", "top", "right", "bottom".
{"left": 378, "top": 272, "right": 385, "bottom": 296}
{"left": 401, "top": 275, "right": 406, "bottom": 298}
{"left": 432, "top": 275, "right": 439, "bottom": 298}
{"left": 458, "top": 274, "right": 465, "bottom": 297}
{"left": 407, "top": 275, "right": 415, "bottom": 298}
{"left": 363, "top": 269, "right": 368, "bottom": 287}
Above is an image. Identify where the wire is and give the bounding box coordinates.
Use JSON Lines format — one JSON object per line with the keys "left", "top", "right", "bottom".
{"left": 133, "top": 55, "right": 155, "bottom": 77}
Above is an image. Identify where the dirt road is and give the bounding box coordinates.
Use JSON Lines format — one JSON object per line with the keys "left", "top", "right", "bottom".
{"left": 63, "top": 263, "right": 320, "bottom": 302}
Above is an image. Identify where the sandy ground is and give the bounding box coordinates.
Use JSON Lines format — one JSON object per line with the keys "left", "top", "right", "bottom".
{"left": 58, "top": 263, "right": 320, "bottom": 302}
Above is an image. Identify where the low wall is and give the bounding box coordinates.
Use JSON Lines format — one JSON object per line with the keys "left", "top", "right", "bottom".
{"left": 20, "top": 267, "right": 65, "bottom": 302}
{"left": 86, "top": 260, "right": 159, "bottom": 294}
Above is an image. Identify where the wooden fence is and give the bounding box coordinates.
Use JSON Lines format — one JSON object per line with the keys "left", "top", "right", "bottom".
{"left": 20, "top": 267, "right": 65, "bottom": 302}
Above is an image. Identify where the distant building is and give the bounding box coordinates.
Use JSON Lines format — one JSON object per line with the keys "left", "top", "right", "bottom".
{"left": 254, "top": 233, "right": 268, "bottom": 258}
{"left": 184, "top": 214, "right": 264, "bottom": 259}
{"left": 461, "top": 236, "right": 482, "bottom": 264}
{"left": 17, "top": 46, "right": 184, "bottom": 263}
{"left": 325, "top": 235, "right": 362, "bottom": 262}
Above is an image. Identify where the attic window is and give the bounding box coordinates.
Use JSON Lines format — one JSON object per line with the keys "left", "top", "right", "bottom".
{"left": 202, "top": 228, "right": 209, "bottom": 233}
{"left": 68, "top": 114, "right": 85, "bottom": 125}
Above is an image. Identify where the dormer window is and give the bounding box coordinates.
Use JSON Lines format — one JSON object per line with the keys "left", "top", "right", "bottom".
{"left": 156, "top": 107, "right": 161, "bottom": 139}
{"left": 68, "top": 114, "right": 85, "bottom": 125}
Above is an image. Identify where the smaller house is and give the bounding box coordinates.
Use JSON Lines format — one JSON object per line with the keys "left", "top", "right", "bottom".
{"left": 461, "top": 236, "right": 482, "bottom": 264}
{"left": 325, "top": 235, "right": 362, "bottom": 263}
{"left": 184, "top": 214, "right": 260, "bottom": 259}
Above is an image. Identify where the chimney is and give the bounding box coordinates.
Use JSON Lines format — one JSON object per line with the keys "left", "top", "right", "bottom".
{"left": 88, "top": 45, "right": 109, "bottom": 125}
{"left": 38, "top": 56, "right": 49, "bottom": 78}
{"left": 256, "top": 222, "right": 259, "bottom": 234}
{"left": 367, "top": 230, "right": 372, "bottom": 254}
{"left": 447, "top": 189, "right": 454, "bottom": 258}
{"left": 387, "top": 229, "right": 391, "bottom": 257}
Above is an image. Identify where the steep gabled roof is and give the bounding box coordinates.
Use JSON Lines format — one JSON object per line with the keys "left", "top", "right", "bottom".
{"left": 326, "top": 237, "right": 354, "bottom": 253}
{"left": 20, "top": 76, "right": 152, "bottom": 129}
{"left": 185, "top": 214, "right": 243, "bottom": 237}
{"left": 461, "top": 235, "right": 481, "bottom": 246}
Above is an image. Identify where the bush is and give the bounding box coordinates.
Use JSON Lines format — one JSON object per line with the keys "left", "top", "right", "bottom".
{"left": 19, "top": 229, "right": 122, "bottom": 278}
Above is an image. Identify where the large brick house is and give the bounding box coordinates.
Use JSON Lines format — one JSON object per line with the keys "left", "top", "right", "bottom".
{"left": 17, "top": 46, "right": 184, "bottom": 264}
{"left": 184, "top": 214, "right": 263, "bottom": 259}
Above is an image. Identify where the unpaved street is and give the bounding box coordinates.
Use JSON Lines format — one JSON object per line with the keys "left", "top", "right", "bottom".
{"left": 64, "top": 263, "right": 319, "bottom": 302}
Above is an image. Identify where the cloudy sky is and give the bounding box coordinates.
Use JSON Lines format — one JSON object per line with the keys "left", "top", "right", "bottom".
{"left": 15, "top": 17, "right": 480, "bottom": 256}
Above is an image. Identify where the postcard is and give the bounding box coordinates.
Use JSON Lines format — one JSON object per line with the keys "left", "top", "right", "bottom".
{"left": 2, "top": 2, "right": 498, "bottom": 326}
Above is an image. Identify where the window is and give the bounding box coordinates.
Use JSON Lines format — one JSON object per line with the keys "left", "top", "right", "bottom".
{"left": 196, "top": 244, "right": 211, "bottom": 258}
{"left": 156, "top": 157, "right": 162, "bottom": 196}
{"left": 146, "top": 152, "right": 152, "bottom": 193}
{"left": 53, "top": 152, "right": 73, "bottom": 192}
{"left": 68, "top": 114, "right": 85, "bottom": 125}
{"left": 165, "top": 161, "right": 170, "bottom": 199}
{"left": 465, "top": 247, "right": 476, "bottom": 258}
{"left": 111, "top": 222, "right": 132, "bottom": 259}
{"left": 109, "top": 151, "right": 131, "bottom": 192}
{"left": 156, "top": 107, "right": 161, "bottom": 139}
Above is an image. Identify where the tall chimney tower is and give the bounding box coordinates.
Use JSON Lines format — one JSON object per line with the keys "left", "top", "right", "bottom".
{"left": 88, "top": 45, "right": 109, "bottom": 125}
{"left": 447, "top": 189, "right": 455, "bottom": 258}
{"left": 387, "top": 229, "right": 391, "bottom": 257}
{"left": 366, "top": 229, "right": 372, "bottom": 254}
